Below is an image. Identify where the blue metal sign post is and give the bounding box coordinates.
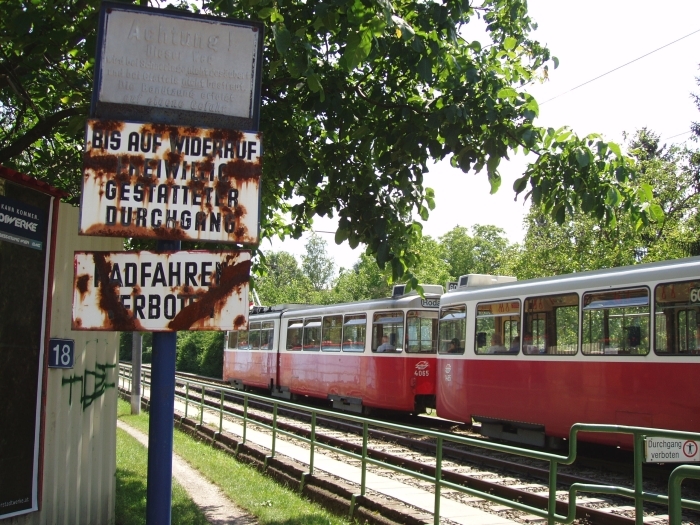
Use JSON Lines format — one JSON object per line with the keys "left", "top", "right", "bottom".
{"left": 145, "top": 240, "right": 179, "bottom": 524}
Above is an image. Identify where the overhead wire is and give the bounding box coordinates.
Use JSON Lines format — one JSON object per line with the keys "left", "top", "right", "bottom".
{"left": 540, "top": 28, "right": 700, "bottom": 106}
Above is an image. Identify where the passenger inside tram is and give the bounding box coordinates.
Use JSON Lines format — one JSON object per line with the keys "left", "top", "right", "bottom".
{"left": 508, "top": 334, "right": 520, "bottom": 353}
{"left": 447, "top": 338, "right": 463, "bottom": 353}
{"left": 376, "top": 334, "right": 396, "bottom": 352}
{"left": 488, "top": 333, "right": 508, "bottom": 353}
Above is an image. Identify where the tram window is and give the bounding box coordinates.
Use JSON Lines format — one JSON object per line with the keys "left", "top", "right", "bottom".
{"left": 475, "top": 300, "right": 520, "bottom": 355}
{"left": 523, "top": 293, "right": 579, "bottom": 355}
{"left": 342, "top": 314, "right": 366, "bottom": 352}
{"left": 248, "top": 322, "right": 261, "bottom": 350}
{"left": 322, "top": 315, "right": 342, "bottom": 351}
{"left": 406, "top": 310, "right": 438, "bottom": 353}
{"left": 237, "top": 328, "right": 250, "bottom": 350}
{"left": 261, "top": 321, "right": 274, "bottom": 350}
{"left": 654, "top": 280, "right": 700, "bottom": 355}
{"left": 372, "top": 311, "right": 404, "bottom": 353}
{"left": 227, "top": 331, "right": 237, "bottom": 349}
{"left": 438, "top": 305, "right": 466, "bottom": 354}
{"left": 582, "top": 288, "right": 650, "bottom": 355}
{"left": 286, "top": 319, "right": 303, "bottom": 350}
{"left": 303, "top": 318, "right": 322, "bottom": 351}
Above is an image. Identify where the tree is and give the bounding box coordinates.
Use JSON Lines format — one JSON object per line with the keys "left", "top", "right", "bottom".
{"left": 332, "top": 253, "right": 392, "bottom": 301}
{"left": 1, "top": 0, "right": 655, "bottom": 285}
{"left": 254, "top": 250, "right": 314, "bottom": 304}
{"left": 511, "top": 128, "right": 700, "bottom": 279}
{"left": 301, "top": 233, "right": 335, "bottom": 291}
{"left": 440, "top": 224, "right": 515, "bottom": 277}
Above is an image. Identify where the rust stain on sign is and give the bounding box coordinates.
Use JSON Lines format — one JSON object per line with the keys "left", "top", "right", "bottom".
{"left": 72, "top": 250, "right": 250, "bottom": 331}
{"left": 80, "top": 119, "right": 262, "bottom": 245}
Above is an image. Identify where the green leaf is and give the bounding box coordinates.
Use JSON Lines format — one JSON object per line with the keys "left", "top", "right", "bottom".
{"left": 555, "top": 205, "right": 566, "bottom": 225}
{"left": 307, "top": 73, "right": 322, "bottom": 93}
{"left": 575, "top": 149, "right": 590, "bottom": 168}
{"left": 649, "top": 203, "right": 665, "bottom": 222}
{"left": 488, "top": 173, "right": 501, "bottom": 194}
{"left": 513, "top": 175, "right": 528, "bottom": 194}
{"left": 503, "top": 36, "right": 517, "bottom": 51}
{"left": 377, "top": 242, "right": 390, "bottom": 265}
{"left": 605, "top": 187, "right": 620, "bottom": 207}
{"left": 274, "top": 26, "right": 292, "bottom": 55}
{"left": 522, "top": 129, "right": 536, "bottom": 147}
{"left": 497, "top": 87, "right": 517, "bottom": 99}
{"left": 341, "top": 31, "right": 372, "bottom": 71}
{"left": 417, "top": 56, "right": 432, "bottom": 82}
{"left": 608, "top": 141, "right": 622, "bottom": 158}
{"left": 335, "top": 228, "right": 348, "bottom": 245}
{"left": 552, "top": 56, "right": 559, "bottom": 69}
{"left": 638, "top": 182, "right": 653, "bottom": 202}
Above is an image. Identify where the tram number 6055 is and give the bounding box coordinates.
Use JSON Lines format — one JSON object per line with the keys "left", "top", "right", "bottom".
{"left": 48, "top": 338, "right": 75, "bottom": 369}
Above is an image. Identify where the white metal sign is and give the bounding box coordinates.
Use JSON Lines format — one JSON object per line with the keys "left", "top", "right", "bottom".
{"left": 72, "top": 250, "right": 250, "bottom": 331}
{"left": 98, "top": 7, "right": 260, "bottom": 120}
{"left": 645, "top": 437, "right": 700, "bottom": 463}
{"left": 80, "top": 119, "right": 261, "bottom": 244}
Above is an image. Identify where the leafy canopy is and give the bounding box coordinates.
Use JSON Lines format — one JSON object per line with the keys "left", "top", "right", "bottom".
{"left": 0, "top": 0, "right": 655, "bottom": 290}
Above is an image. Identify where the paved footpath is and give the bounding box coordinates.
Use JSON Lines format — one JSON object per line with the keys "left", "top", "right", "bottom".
{"left": 117, "top": 420, "right": 257, "bottom": 525}
{"left": 170, "top": 395, "right": 526, "bottom": 525}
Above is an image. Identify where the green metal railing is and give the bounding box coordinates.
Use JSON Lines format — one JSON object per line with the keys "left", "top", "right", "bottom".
{"left": 118, "top": 363, "right": 700, "bottom": 525}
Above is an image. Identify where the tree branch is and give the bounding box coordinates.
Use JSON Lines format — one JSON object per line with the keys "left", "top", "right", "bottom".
{"left": 0, "top": 106, "right": 85, "bottom": 165}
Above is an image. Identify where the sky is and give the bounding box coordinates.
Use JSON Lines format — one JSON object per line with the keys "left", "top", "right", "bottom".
{"left": 266, "top": 0, "right": 700, "bottom": 271}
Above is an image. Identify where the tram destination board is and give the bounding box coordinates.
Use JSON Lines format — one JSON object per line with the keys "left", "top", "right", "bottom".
{"left": 79, "top": 119, "right": 261, "bottom": 244}
{"left": 72, "top": 250, "right": 251, "bottom": 332}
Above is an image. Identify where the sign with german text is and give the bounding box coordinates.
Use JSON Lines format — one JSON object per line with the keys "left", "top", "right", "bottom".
{"left": 0, "top": 194, "right": 46, "bottom": 251}
{"left": 72, "top": 250, "right": 251, "bottom": 331}
{"left": 645, "top": 437, "right": 700, "bottom": 463}
{"left": 79, "top": 119, "right": 261, "bottom": 244}
{"left": 92, "top": 2, "right": 263, "bottom": 130}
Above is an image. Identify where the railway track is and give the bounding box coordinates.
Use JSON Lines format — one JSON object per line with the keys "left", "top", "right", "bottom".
{"left": 123, "top": 365, "right": 700, "bottom": 525}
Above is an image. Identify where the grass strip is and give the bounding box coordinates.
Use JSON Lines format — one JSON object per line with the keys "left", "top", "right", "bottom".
{"left": 117, "top": 399, "right": 353, "bottom": 525}
{"left": 116, "top": 426, "right": 210, "bottom": 525}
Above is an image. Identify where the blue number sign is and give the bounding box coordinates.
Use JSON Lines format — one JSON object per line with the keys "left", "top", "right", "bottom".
{"left": 48, "top": 338, "right": 75, "bottom": 369}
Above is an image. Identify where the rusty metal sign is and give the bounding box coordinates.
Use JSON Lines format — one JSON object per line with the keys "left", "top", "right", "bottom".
{"left": 79, "top": 119, "right": 261, "bottom": 244}
{"left": 72, "top": 250, "right": 251, "bottom": 331}
{"left": 92, "top": 2, "right": 263, "bottom": 131}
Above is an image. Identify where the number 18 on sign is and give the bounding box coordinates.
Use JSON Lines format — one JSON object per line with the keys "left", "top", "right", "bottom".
{"left": 48, "top": 338, "right": 75, "bottom": 369}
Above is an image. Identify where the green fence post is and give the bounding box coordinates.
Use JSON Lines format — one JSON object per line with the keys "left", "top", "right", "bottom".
{"left": 548, "top": 459, "right": 557, "bottom": 525}
{"left": 184, "top": 383, "right": 189, "bottom": 419}
{"left": 218, "top": 390, "right": 224, "bottom": 433}
{"left": 349, "top": 421, "right": 369, "bottom": 518}
{"left": 434, "top": 436, "right": 443, "bottom": 525}
{"left": 634, "top": 432, "right": 645, "bottom": 525}
{"left": 265, "top": 403, "right": 278, "bottom": 469}
{"left": 199, "top": 385, "right": 205, "bottom": 426}
{"left": 669, "top": 465, "right": 700, "bottom": 525}
{"left": 309, "top": 412, "right": 316, "bottom": 475}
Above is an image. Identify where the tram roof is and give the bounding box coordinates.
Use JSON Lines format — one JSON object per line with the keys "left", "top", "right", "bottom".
{"left": 248, "top": 284, "right": 443, "bottom": 319}
{"left": 443, "top": 256, "right": 700, "bottom": 304}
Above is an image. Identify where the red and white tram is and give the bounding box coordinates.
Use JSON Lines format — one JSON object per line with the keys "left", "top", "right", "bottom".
{"left": 437, "top": 258, "right": 700, "bottom": 448}
{"left": 224, "top": 285, "right": 442, "bottom": 414}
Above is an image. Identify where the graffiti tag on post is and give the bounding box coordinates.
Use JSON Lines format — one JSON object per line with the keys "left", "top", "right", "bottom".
{"left": 72, "top": 250, "right": 251, "bottom": 331}
{"left": 79, "top": 119, "right": 261, "bottom": 244}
